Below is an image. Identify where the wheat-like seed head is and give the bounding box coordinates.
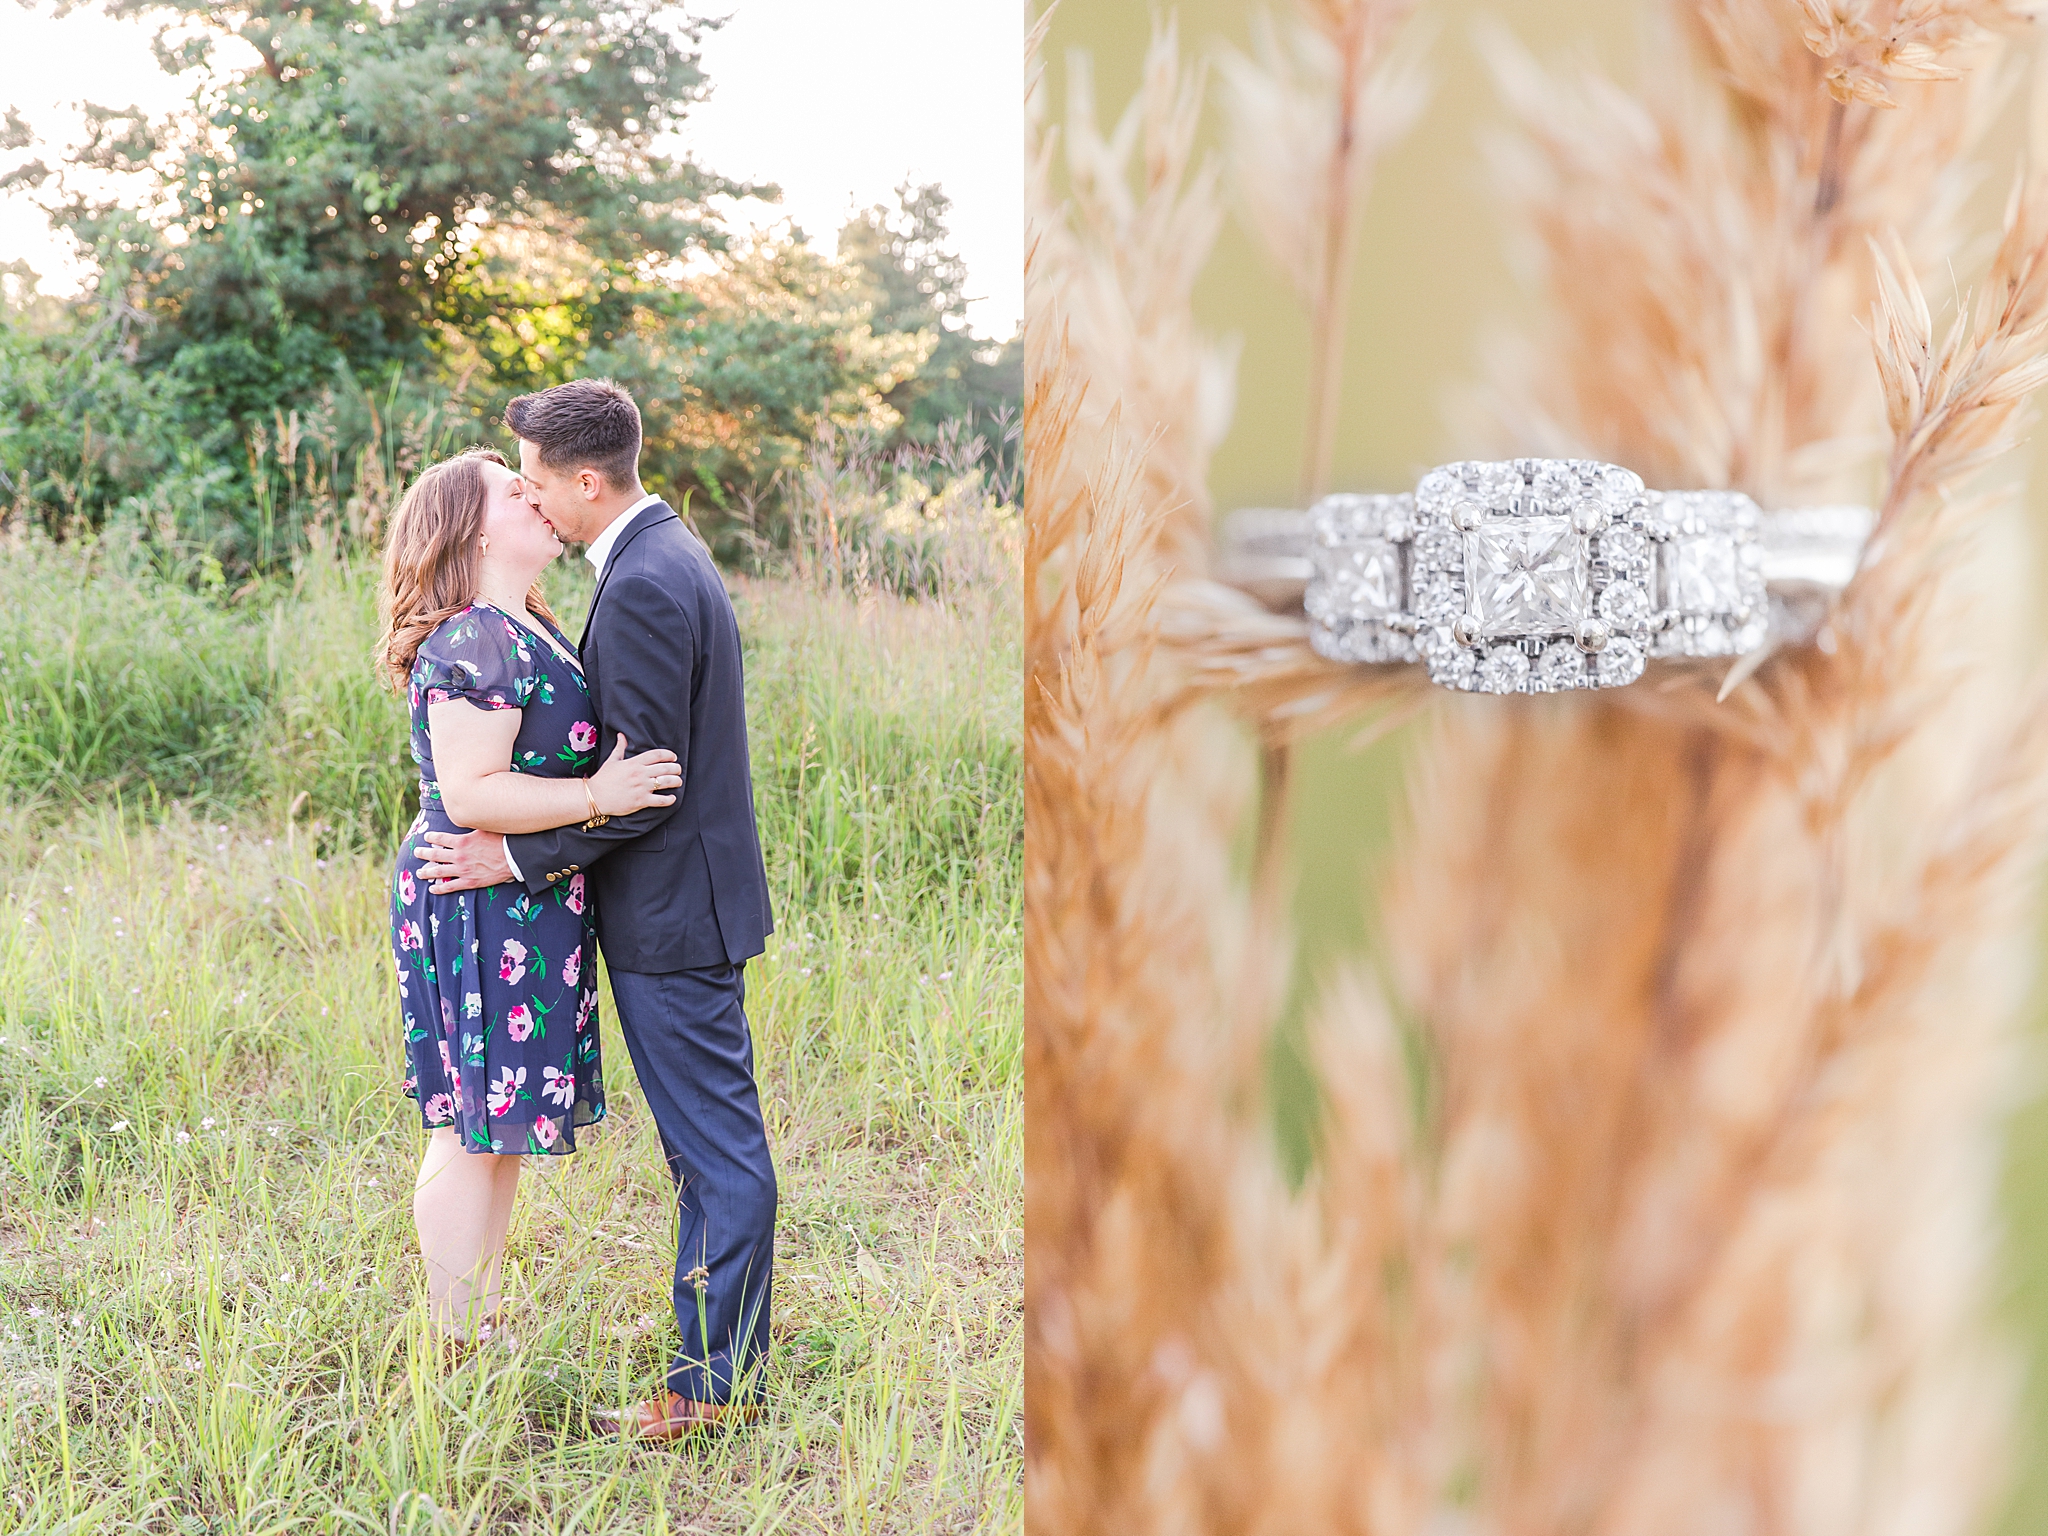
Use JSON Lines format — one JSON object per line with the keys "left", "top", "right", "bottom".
{"left": 1217, "top": 4, "right": 1427, "bottom": 315}
{"left": 1035, "top": 0, "right": 2048, "bottom": 1525}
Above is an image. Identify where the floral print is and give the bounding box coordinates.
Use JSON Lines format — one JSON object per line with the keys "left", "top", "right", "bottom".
{"left": 392, "top": 603, "right": 604, "bottom": 1156}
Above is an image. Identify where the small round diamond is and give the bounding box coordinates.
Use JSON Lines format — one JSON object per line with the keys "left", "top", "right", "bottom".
{"left": 1599, "top": 526, "right": 1649, "bottom": 571}
{"left": 1474, "top": 461, "right": 1520, "bottom": 509}
{"left": 1536, "top": 640, "right": 1585, "bottom": 689}
{"left": 1598, "top": 580, "right": 1648, "bottom": 624}
{"left": 1476, "top": 646, "right": 1531, "bottom": 693}
{"left": 1414, "top": 574, "right": 1461, "bottom": 622}
{"left": 1595, "top": 635, "right": 1644, "bottom": 686}
{"left": 1328, "top": 495, "right": 1386, "bottom": 538}
{"left": 1598, "top": 465, "right": 1644, "bottom": 508}
{"left": 1425, "top": 635, "right": 1478, "bottom": 690}
{"left": 1414, "top": 529, "right": 1460, "bottom": 568}
{"left": 1533, "top": 461, "right": 1575, "bottom": 510}
{"left": 1417, "top": 468, "right": 1457, "bottom": 507}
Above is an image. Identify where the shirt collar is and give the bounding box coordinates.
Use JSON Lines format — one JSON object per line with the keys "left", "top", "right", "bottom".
{"left": 583, "top": 491, "right": 664, "bottom": 578}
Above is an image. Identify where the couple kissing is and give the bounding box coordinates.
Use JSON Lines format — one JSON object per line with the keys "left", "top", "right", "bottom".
{"left": 374, "top": 377, "right": 776, "bottom": 1439}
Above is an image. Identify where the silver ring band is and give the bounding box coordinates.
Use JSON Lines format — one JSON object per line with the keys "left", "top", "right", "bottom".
{"left": 1217, "top": 459, "right": 1872, "bottom": 694}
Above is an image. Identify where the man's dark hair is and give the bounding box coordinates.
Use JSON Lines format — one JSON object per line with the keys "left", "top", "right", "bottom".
{"left": 504, "top": 378, "right": 643, "bottom": 491}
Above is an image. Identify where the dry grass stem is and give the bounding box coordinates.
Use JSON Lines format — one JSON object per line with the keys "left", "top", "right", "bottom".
{"left": 1218, "top": 0, "right": 1429, "bottom": 501}
{"left": 1034, "top": 0, "right": 2048, "bottom": 1527}
{"left": 1037, "top": 16, "right": 1234, "bottom": 570}
{"left": 1026, "top": 20, "right": 1305, "bottom": 1531}
{"left": 1370, "top": 4, "right": 2048, "bottom": 1526}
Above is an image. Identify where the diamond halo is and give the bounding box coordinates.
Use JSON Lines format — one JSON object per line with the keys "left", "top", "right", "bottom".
{"left": 1410, "top": 458, "right": 1650, "bottom": 695}
{"left": 1303, "top": 494, "right": 1420, "bottom": 665}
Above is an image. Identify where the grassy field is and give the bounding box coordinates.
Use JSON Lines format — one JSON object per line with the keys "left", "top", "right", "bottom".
{"left": 0, "top": 533, "right": 1022, "bottom": 1533}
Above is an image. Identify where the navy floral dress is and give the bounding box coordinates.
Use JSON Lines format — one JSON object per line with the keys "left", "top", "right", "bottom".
{"left": 391, "top": 603, "right": 605, "bottom": 1155}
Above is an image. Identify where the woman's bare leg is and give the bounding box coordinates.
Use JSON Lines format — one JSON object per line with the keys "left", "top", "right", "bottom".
{"left": 413, "top": 1128, "right": 522, "bottom": 1336}
{"left": 476, "top": 1150, "right": 525, "bottom": 1330}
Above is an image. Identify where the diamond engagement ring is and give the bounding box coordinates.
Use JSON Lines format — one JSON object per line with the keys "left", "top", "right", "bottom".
{"left": 1218, "top": 458, "right": 1873, "bottom": 695}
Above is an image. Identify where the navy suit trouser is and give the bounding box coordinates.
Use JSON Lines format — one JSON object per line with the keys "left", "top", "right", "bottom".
{"left": 608, "top": 962, "right": 777, "bottom": 1403}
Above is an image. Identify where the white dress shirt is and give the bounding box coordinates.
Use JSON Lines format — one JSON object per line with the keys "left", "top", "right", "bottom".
{"left": 501, "top": 490, "right": 664, "bottom": 883}
{"left": 584, "top": 490, "right": 663, "bottom": 580}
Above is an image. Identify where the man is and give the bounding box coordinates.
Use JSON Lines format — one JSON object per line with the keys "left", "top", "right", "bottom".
{"left": 416, "top": 378, "right": 777, "bottom": 1438}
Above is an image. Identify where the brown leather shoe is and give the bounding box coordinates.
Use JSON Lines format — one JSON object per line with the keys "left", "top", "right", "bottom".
{"left": 595, "top": 1392, "right": 763, "bottom": 1440}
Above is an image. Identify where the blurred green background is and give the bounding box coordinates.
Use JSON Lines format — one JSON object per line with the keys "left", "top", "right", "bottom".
{"left": 1042, "top": 0, "right": 2048, "bottom": 1522}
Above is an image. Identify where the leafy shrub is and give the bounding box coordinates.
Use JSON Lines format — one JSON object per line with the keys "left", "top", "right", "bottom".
{"left": 0, "top": 527, "right": 1019, "bottom": 917}
{"left": 0, "top": 531, "right": 268, "bottom": 806}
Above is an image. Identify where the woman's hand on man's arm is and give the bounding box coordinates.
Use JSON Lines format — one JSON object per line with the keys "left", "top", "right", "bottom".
{"left": 426, "top": 700, "right": 682, "bottom": 838}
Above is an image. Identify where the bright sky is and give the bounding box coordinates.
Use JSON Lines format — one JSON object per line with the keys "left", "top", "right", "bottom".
{"left": 0, "top": 0, "right": 1022, "bottom": 337}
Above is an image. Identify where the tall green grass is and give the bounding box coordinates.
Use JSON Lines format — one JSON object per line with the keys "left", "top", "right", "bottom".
{"left": 0, "top": 539, "right": 1021, "bottom": 1533}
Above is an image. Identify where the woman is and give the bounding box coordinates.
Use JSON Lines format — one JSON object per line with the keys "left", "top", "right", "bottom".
{"left": 375, "top": 446, "right": 680, "bottom": 1348}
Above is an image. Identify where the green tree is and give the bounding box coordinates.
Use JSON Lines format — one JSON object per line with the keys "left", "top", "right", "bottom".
{"left": 836, "top": 182, "right": 1021, "bottom": 447}
{"left": 592, "top": 238, "right": 932, "bottom": 524}
{"left": 11, "top": 0, "right": 757, "bottom": 425}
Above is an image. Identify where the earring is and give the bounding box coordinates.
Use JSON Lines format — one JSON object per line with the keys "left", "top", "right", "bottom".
{"left": 479, "top": 537, "right": 490, "bottom": 554}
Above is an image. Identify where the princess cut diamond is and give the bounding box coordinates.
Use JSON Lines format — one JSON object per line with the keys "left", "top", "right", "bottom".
{"left": 1662, "top": 534, "right": 1742, "bottom": 613}
{"left": 1465, "top": 517, "right": 1589, "bottom": 638}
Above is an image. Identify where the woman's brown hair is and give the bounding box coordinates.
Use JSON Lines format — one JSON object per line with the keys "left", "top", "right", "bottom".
{"left": 374, "top": 447, "right": 560, "bottom": 691}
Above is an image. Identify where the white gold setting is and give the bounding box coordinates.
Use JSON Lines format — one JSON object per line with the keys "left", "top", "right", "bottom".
{"left": 1303, "top": 494, "right": 1420, "bottom": 665}
{"left": 1407, "top": 458, "right": 1650, "bottom": 693}
{"left": 1645, "top": 490, "right": 1770, "bottom": 660}
{"left": 1222, "top": 460, "right": 1871, "bottom": 697}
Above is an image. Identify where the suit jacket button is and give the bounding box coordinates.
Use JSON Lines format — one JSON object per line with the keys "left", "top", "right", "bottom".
{"left": 546, "top": 872, "right": 559, "bottom": 883}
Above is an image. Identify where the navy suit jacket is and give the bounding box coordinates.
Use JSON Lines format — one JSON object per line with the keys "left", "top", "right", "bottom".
{"left": 506, "top": 501, "right": 774, "bottom": 972}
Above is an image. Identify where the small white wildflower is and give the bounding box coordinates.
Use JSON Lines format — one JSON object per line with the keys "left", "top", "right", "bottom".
{"left": 109, "top": 1120, "right": 127, "bottom": 1132}
{"left": 366, "top": 1177, "right": 378, "bottom": 1188}
{"left": 62, "top": 886, "right": 72, "bottom": 894}
{"left": 320, "top": 1007, "right": 329, "bottom": 1017}
{"left": 26, "top": 1306, "right": 42, "bottom": 1317}
{"left": 174, "top": 1130, "right": 191, "bottom": 1144}
{"left": 280, "top": 1269, "right": 294, "bottom": 1283}
{"left": 938, "top": 971, "right": 952, "bottom": 981}
{"left": 201, "top": 1117, "right": 215, "bottom": 1130}
{"left": 799, "top": 967, "right": 811, "bottom": 976}
{"left": 267, "top": 1125, "right": 281, "bottom": 1138}
{"left": 94, "top": 1076, "right": 106, "bottom": 1088}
